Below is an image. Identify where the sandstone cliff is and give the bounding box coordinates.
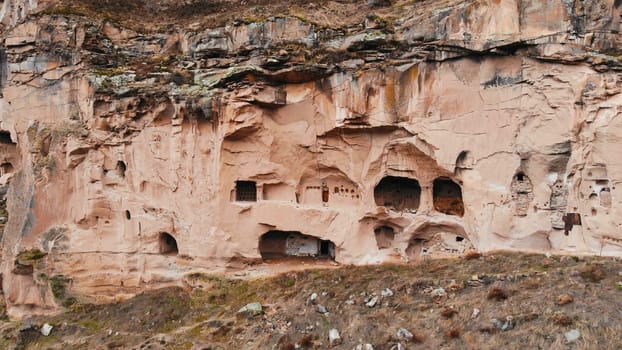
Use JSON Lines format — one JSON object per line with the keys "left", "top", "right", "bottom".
{"left": 1, "top": 0, "right": 622, "bottom": 318}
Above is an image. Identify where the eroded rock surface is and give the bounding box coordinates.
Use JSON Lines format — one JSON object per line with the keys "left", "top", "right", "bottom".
{"left": 1, "top": 0, "right": 622, "bottom": 318}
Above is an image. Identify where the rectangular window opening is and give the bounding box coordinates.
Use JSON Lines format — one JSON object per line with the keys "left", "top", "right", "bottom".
{"left": 236, "top": 181, "right": 257, "bottom": 202}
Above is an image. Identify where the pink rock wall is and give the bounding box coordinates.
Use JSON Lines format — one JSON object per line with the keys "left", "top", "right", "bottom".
{"left": 1, "top": 0, "right": 622, "bottom": 318}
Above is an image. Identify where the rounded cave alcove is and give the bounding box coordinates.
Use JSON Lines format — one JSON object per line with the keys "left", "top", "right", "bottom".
{"left": 374, "top": 225, "right": 396, "bottom": 249}
{"left": 374, "top": 176, "right": 421, "bottom": 212}
{"left": 259, "top": 231, "right": 335, "bottom": 260}
{"left": 432, "top": 178, "right": 464, "bottom": 216}
{"left": 159, "top": 232, "right": 178, "bottom": 256}
{"left": 405, "top": 224, "right": 473, "bottom": 261}
{"left": 0, "top": 130, "right": 13, "bottom": 144}
{"left": 0, "top": 162, "right": 13, "bottom": 176}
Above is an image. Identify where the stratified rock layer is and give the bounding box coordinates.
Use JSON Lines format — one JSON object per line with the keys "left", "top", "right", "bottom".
{"left": 1, "top": 0, "right": 622, "bottom": 318}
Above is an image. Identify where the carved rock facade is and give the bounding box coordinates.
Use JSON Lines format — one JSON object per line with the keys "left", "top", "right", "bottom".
{"left": 1, "top": 0, "right": 622, "bottom": 317}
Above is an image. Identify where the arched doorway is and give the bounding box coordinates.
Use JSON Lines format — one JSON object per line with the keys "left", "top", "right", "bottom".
{"left": 259, "top": 231, "right": 335, "bottom": 260}
{"left": 374, "top": 176, "right": 421, "bottom": 211}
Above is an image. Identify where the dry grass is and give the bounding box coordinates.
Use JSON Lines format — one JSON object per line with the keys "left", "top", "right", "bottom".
{"left": 579, "top": 264, "right": 605, "bottom": 282}
{"left": 38, "top": 0, "right": 411, "bottom": 33}
{"left": 520, "top": 277, "right": 541, "bottom": 290}
{"left": 4, "top": 252, "right": 622, "bottom": 349}
{"left": 487, "top": 287, "right": 508, "bottom": 301}
{"left": 556, "top": 293, "right": 574, "bottom": 305}
{"left": 551, "top": 311, "right": 573, "bottom": 326}
{"left": 411, "top": 330, "right": 426, "bottom": 343}
{"left": 478, "top": 325, "right": 497, "bottom": 334}
{"left": 440, "top": 307, "right": 458, "bottom": 319}
{"left": 463, "top": 251, "right": 482, "bottom": 260}
{"left": 445, "top": 327, "right": 461, "bottom": 338}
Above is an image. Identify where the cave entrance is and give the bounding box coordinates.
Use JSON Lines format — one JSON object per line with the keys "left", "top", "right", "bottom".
{"left": 320, "top": 240, "right": 330, "bottom": 256}
{"left": 0, "top": 162, "right": 13, "bottom": 176}
{"left": 374, "top": 176, "right": 421, "bottom": 211}
{"left": 374, "top": 225, "right": 395, "bottom": 249}
{"left": 0, "top": 131, "right": 13, "bottom": 144}
{"left": 433, "top": 178, "right": 464, "bottom": 216}
{"left": 259, "top": 231, "right": 335, "bottom": 260}
{"left": 563, "top": 213, "right": 582, "bottom": 236}
{"left": 159, "top": 232, "right": 178, "bottom": 256}
{"left": 511, "top": 172, "right": 533, "bottom": 216}
{"left": 405, "top": 226, "right": 473, "bottom": 261}
{"left": 116, "top": 160, "right": 127, "bottom": 178}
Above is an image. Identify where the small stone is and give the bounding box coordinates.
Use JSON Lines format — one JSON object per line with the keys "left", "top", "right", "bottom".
{"left": 41, "top": 323, "right": 53, "bottom": 336}
{"left": 364, "top": 16, "right": 386, "bottom": 30}
{"left": 316, "top": 304, "right": 328, "bottom": 314}
{"left": 471, "top": 275, "right": 479, "bottom": 281}
{"left": 366, "top": 296, "right": 378, "bottom": 308}
{"left": 19, "top": 320, "right": 35, "bottom": 332}
{"left": 565, "top": 329, "right": 581, "bottom": 343}
{"left": 471, "top": 308, "right": 480, "bottom": 319}
{"left": 237, "top": 302, "right": 263, "bottom": 317}
{"left": 491, "top": 318, "right": 504, "bottom": 329}
{"left": 396, "top": 327, "right": 413, "bottom": 341}
{"left": 431, "top": 287, "right": 446, "bottom": 297}
{"left": 501, "top": 316, "right": 514, "bottom": 331}
{"left": 446, "top": 280, "right": 463, "bottom": 292}
{"left": 309, "top": 292, "right": 318, "bottom": 305}
{"left": 345, "top": 299, "right": 355, "bottom": 305}
{"left": 381, "top": 288, "right": 394, "bottom": 297}
{"left": 354, "top": 344, "right": 374, "bottom": 350}
{"left": 557, "top": 294, "right": 574, "bottom": 305}
{"left": 328, "top": 328, "right": 342, "bottom": 347}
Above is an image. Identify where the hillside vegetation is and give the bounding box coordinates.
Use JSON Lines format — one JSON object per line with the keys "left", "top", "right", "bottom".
{"left": 2, "top": 252, "right": 622, "bottom": 349}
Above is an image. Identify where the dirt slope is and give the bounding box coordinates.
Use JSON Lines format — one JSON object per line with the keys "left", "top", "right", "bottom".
{"left": 2, "top": 252, "right": 622, "bottom": 349}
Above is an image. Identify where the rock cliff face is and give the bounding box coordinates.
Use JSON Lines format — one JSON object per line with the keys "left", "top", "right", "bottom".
{"left": 1, "top": 0, "right": 622, "bottom": 318}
